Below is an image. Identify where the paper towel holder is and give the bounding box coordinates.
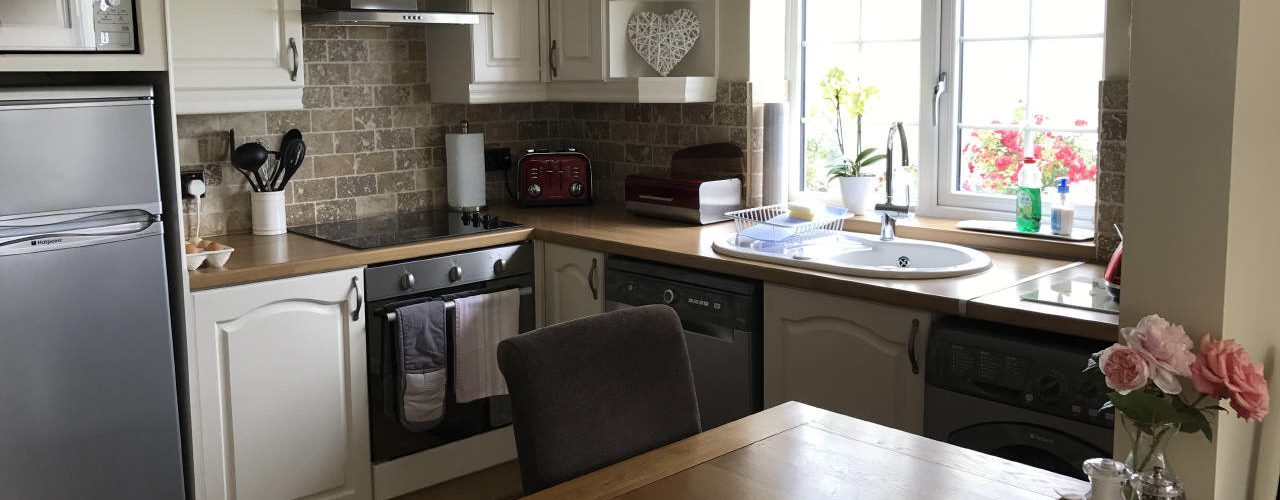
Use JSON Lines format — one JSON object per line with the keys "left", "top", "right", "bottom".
{"left": 446, "top": 120, "right": 487, "bottom": 212}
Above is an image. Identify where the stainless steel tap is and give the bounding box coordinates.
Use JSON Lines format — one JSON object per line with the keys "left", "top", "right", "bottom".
{"left": 880, "top": 122, "right": 911, "bottom": 213}
{"left": 880, "top": 212, "right": 897, "bottom": 241}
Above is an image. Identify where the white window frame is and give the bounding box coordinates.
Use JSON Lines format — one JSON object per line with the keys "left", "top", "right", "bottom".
{"left": 786, "top": 0, "right": 1100, "bottom": 228}
{"left": 929, "top": 0, "right": 1099, "bottom": 225}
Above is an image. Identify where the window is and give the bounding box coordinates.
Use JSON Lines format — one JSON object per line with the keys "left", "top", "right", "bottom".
{"left": 797, "top": 0, "right": 922, "bottom": 201}
{"left": 791, "top": 0, "right": 1105, "bottom": 221}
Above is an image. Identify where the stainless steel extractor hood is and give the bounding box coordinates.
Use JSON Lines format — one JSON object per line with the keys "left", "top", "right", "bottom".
{"left": 303, "top": 0, "right": 488, "bottom": 26}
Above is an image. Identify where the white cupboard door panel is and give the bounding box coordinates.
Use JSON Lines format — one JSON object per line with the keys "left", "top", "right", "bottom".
{"left": 548, "top": 0, "right": 604, "bottom": 81}
{"left": 542, "top": 243, "right": 604, "bottom": 325}
{"left": 171, "top": 0, "right": 304, "bottom": 113}
{"left": 764, "top": 285, "right": 931, "bottom": 434}
{"left": 472, "top": 0, "right": 542, "bottom": 83}
{"left": 191, "top": 268, "right": 370, "bottom": 500}
{"left": 224, "top": 302, "right": 350, "bottom": 499}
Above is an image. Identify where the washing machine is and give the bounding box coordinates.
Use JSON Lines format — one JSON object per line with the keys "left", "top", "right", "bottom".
{"left": 924, "top": 318, "right": 1115, "bottom": 480}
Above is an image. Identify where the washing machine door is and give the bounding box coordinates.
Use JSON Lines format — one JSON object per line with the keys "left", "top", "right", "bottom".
{"left": 948, "top": 422, "right": 1108, "bottom": 480}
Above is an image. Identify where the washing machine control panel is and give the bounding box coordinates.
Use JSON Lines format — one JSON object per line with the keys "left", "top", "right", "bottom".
{"left": 927, "top": 322, "right": 1114, "bottom": 428}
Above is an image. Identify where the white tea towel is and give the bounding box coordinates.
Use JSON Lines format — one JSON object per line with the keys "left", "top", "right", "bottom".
{"left": 453, "top": 288, "right": 521, "bottom": 403}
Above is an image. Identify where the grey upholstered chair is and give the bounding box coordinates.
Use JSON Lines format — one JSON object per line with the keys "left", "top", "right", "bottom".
{"left": 496, "top": 304, "right": 702, "bottom": 494}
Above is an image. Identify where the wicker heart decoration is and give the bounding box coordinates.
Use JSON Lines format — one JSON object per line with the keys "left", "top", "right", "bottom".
{"left": 626, "top": 9, "right": 701, "bottom": 77}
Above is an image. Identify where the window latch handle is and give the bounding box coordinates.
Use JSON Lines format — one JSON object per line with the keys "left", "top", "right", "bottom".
{"left": 932, "top": 72, "right": 949, "bottom": 126}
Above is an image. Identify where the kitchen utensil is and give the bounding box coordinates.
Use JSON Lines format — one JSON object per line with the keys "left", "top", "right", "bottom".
{"left": 275, "top": 136, "right": 308, "bottom": 191}
{"left": 231, "top": 142, "right": 271, "bottom": 191}
{"left": 269, "top": 129, "right": 302, "bottom": 190}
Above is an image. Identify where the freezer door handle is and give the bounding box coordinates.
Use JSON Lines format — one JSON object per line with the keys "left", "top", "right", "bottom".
{"left": 0, "top": 210, "right": 161, "bottom": 255}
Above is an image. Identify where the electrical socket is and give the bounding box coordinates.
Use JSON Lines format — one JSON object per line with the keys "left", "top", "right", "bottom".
{"left": 181, "top": 171, "right": 206, "bottom": 199}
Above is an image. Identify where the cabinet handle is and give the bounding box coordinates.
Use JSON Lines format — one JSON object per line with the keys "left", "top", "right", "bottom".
{"left": 288, "top": 37, "right": 300, "bottom": 82}
{"left": 350, "top": 276, "right": 363, "bottom": 321}
{"left": 587, "top": 257, "right": 598, "bottom": 301}
{"left": 549, "top": 39, "right": 559, "bottom": 79}
{"left": 907, "top": 319, "right": 920, "bottom": 375}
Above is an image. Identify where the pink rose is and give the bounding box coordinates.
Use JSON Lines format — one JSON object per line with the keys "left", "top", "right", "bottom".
{"left": 1191, "top": 333, "right": 1234, "bottom": 398}
{"left": 1100, "top": 344, "right": 1150, "bottom": 394}
{"left": 1122, "top": 315, "right": 1196, "bottom": 394}
{"left": 1193, "top": 334, "right": 1270, "bottom": 422}
{"left": 1228, "top": 366, "right": 1269, "bottom": 422}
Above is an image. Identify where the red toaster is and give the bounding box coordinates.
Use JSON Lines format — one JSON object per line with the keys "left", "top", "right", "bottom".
{"left": 516, "top": 150, "right": 593, "bottom": 207}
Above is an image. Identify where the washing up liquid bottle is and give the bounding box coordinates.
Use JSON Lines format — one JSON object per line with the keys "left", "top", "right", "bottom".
{"left": 1051, "top": 177, "right": 1075, "bottom": 236}
{"left": 1015, "top": 157, "right": 1043, "bottom": 233}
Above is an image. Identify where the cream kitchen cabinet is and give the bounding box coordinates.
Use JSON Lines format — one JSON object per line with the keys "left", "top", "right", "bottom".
{"left": 188, "top": 268, "right": 370, "bottom": 500}
{"left": 170, "top": 0, "right": 304, "bottom": 114}
{"left": 428, "top": 0, "right": 550, "bottom": 104}
{"left": 763, "top": 284, "right": 932, "bottom": 434}
{"left": 547, "top": 0, "right": 606, "bottom": 82}
{"left": 538, "top": 242, "right": 604, "bottom": 326}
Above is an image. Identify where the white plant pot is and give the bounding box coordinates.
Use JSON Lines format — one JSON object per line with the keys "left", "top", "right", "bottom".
{"left": 250, "top": 191, "right": 286, "bottom": 236}
{"left": 838, "top": 176, "right": 879, "bottom": 216}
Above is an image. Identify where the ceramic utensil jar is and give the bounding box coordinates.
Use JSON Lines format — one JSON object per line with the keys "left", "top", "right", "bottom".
{"left": 250, "top": 191, "right": 286, "bottom": 235}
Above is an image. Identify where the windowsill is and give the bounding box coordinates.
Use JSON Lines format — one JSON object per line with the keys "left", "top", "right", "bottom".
{"left": 840, "top": 214, "right": 1097, "bottom": 262}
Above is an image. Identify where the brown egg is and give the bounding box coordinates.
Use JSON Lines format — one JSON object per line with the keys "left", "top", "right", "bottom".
{"left": 185, "top": 243, "right": 199, "bottom": 254}
{"left": 207, "top": 242, "right": 226, "bottom": 251}
{"left": 196, "top": 239, "right": 212, "bottom": 248}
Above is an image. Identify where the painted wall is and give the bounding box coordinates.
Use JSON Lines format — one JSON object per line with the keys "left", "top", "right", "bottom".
{"left": 1125, "top": 0, "right": 1280, "bottom": 496}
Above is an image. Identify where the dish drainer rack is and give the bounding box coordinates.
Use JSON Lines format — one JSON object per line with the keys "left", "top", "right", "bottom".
{"left": 724, "top": 204, "right": 850, "bottom": 244}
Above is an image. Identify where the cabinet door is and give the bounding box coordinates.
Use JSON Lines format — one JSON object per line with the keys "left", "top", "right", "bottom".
{"left": 191, "top": 269, "right": 370, "bottom": 500}
{"left": 763, "top": 284, "right": 931, "bottom": 434}
{"left": 471, "top": 0, "right": 543, "bottom": 83}
{"left": 547, "top": 0, "right": 605, "bottom": 81}
{"left": 171, "top": 0, "right": 304, "bottom": 114}
{"left": 542, "top": 243, "right": 604, "bottom": 325}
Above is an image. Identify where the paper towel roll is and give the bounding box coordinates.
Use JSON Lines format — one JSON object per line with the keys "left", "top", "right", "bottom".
{"left": 445, "top": 132, "right": 486, "bottom": 211}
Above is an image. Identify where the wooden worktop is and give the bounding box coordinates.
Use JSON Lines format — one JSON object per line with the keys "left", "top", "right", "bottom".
{"left": 188, "top": 204, "right": 1119, "bottom": 339}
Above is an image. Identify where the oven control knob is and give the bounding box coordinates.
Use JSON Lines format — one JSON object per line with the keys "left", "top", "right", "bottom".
{"left": 527, "top": 184, "right": 542, "bottom": 198}
{"left": 448, "top": 265, "right": 463, "bottom": 282}
{"left": 570, "top": 182, "right": 584, "bottom": 197}
{"left": 400, "top": 272, "right": 416, "bottom": 290}
{"left": 494, "top": 259, "right": 506, "bottom": 274}
{"left": 662, "top": 289, "right": 676, "bottom": 305}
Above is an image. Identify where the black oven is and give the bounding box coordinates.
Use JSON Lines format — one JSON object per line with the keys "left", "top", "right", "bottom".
{"left": 365, "top": 243, "right": 535, "bottom": 464}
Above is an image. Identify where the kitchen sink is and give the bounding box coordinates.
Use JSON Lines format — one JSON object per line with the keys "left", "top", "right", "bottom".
{"left": 711, "top": 230, "right": 992, "bottom": 279}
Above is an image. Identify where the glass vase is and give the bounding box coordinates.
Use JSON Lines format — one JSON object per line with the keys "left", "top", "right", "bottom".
{"left": 1121, "top": 415, "right": 1180, "bottom": 475}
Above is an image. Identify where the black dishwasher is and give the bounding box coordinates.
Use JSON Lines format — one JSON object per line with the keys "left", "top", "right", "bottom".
{"left": 604, "top": 256, "right": 763, "bottom": 429}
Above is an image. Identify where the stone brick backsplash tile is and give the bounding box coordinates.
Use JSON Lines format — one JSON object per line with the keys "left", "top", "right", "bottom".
{"left": 355, "top": 151, "right": 396, "bottom": 174}
{"left": 303, "top": 87, "right": 332, "bottom": 109}
{"left": 333, "top": 86, "right": 375, "bottom": 107}
{"left": 316, "top": 199, "right": 356, "bottom": 223}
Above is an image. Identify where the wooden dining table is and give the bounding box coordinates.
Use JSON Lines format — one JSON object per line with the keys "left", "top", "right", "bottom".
{"left": 527, "top": 401, "right": 1088, "bottom": 499}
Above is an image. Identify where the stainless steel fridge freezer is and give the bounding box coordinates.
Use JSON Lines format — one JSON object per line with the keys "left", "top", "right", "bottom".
{"left": 0, "top": 86, "right": 185, "bottom": 498}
